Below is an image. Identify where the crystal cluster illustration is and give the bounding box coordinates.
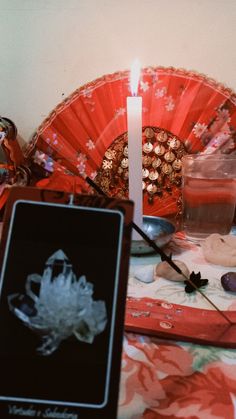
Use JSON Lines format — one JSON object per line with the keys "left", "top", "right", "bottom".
{"left": 8, "top": 250, "right": 107, "bottom": 355}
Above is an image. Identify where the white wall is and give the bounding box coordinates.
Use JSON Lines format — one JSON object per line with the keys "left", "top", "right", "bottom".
{"left": 1, "top": 0, "right": 236, "bottom": 144}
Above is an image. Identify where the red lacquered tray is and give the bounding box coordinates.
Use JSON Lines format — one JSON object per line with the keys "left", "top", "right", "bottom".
{"left": 125, "top": 296, "right": 236, "bottom": 348}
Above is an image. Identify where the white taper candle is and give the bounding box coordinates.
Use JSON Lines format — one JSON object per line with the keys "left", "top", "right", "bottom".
{"left": 127, "top": 60, "right": 143, "bottom": 240}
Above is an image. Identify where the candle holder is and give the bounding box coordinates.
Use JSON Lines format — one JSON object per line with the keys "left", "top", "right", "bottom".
{"left": 131, "top": 215, "right": 175, "bottom": 255}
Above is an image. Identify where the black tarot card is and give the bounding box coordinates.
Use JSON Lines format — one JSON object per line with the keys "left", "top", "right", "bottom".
{"left": 0, "top": 189, "right": 133, "bottom": 418}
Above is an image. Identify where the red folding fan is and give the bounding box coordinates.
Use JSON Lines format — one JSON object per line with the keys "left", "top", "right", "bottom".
{"left": 25, "top": 67, "right": 236, "bottom": 218}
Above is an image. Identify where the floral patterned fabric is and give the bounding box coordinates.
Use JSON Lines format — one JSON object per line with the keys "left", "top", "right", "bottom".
{"left": 119, "top": 334, "right": 236, "bottom": 419}
{"left": 118, "top": 233, "right": 236, "bottom": 419}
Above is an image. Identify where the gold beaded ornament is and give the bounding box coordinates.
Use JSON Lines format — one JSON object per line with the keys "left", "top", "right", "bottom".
{"left": 95, "top": 126, "right": 187, "bottom": 217}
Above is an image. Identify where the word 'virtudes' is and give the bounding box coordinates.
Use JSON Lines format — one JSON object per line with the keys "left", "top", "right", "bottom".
{"left": 8, "top": 405, "right": 78, "bottom": 419}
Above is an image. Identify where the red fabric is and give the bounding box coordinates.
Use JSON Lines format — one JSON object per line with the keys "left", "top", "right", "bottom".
{"left": 36, "top": 171, "right": 90, "bottom": 194}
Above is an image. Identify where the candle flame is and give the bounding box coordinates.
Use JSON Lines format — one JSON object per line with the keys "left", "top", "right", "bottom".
{"left": 130, "top": 59, "right": 141, "bottom": 96}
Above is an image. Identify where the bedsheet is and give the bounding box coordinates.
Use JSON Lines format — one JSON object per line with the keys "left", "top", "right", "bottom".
{"left": 118, "top": 233, "right": 236, "bottom": 419}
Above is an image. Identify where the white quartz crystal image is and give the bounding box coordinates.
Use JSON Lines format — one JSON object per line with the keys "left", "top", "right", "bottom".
{"left": 8, "top": 250, "right": 107, "bottom": 355}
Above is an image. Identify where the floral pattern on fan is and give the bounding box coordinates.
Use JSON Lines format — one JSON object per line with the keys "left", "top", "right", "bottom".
{"left": 25, "top": 67, "right": 236, "bottom": 217}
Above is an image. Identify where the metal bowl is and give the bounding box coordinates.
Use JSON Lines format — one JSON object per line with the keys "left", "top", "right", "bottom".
{"left": 131, "top": 215, "right": 175, "bottom": 255}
